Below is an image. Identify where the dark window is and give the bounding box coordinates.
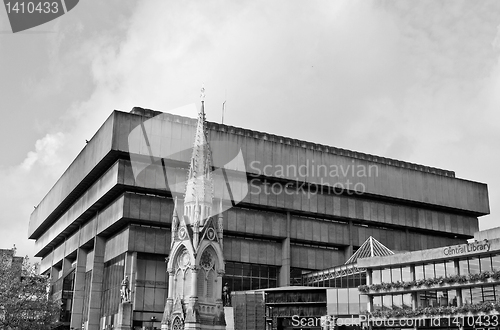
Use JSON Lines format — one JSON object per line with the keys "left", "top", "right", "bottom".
{"left": 483, "top": 285, "right": 495, "bottom": 302}
{"left": 133, "top": 254, "right": 166, "bottom": 313}
{"left": 101, "top": 254, "right": 125, "bottom": 316}
{"left": 420, "top": 290, "right": 437, "bottom": 308}
{"left": 223, "top": 262, "right": 278, "bottom": 291}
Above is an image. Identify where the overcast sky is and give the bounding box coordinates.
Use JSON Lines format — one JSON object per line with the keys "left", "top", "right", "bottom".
{"left": 1, "top": 0, "right": 499, "bottom": 259}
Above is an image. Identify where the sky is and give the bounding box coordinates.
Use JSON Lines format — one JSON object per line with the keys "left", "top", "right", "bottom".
{"left": 0, "top": 0, "right": 499, "bottom": 260}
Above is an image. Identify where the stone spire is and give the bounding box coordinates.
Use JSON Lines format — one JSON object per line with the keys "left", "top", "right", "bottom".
{"left": 183, "top": 86, "right": 214, "bottom": 226}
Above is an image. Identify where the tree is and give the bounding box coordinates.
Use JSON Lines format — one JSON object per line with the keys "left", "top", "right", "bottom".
{"left": 0, "top": 250, "right": 59, "bottom": 330}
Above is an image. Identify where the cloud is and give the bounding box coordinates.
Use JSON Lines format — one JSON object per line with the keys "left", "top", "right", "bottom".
{"left": 21, "top": 133, "right": 65, "bottom": 171}
{"left": 3, "top": 0, "right": 500, "bottom": 259}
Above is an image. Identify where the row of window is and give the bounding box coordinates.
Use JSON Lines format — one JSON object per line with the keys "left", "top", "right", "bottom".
{"left": 290, "top": 267, "right": 311, "bottom": 286}
{"left": 372, "top": 254, "right": 500, "bottom": 284}
{"left": 225, "top": 262, "right": 278, "bottom": 278}
{"left": 308, "top": 271, "right": 366, "bottom": 289}
{"left": 101, "top": 255, "right": 126, "bottom": 316}
{"left": 373, "top": 290, "right": 458, "bottom": 311}
{"left": 373, "top": 285, "right": 500, "bottom": 311}
{"left": 223, "top": 261, "right": 279, "bottom": 292}
{"left": 266, "top": 291, "right": 326, "bottom": 304}
{"left": 462, "top": 285, "right": 500, "bottom": 304}
{"left": 135, "top": 254, "right": 168, "bottom": 312}
{"left": 328, "top": 288, "right": 369, "bottom": 315}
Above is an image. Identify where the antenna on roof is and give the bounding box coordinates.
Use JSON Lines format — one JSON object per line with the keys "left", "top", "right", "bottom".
{"left": 222, "top": 100, "right": 226, "bottom": 124}
{"left": 222, "top": 89, "right": 226, "bottom": 124}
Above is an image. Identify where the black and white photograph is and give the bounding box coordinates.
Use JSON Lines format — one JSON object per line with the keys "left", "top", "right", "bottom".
{"left": 1, "top": 1, "right": 500, "bottom": 330}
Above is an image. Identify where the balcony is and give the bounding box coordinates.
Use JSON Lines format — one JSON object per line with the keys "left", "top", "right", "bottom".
{"left": 359, "top": 272, "right": 500, "bottom": 295}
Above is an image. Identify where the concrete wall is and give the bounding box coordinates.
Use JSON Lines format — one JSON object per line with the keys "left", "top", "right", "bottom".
{"left": 111, "top": 111, "right": 489, "bottom": 214}
{"left": 34, "top": 157, "right": 479, "bottom": 256}
{"left": 30, "top": 109, "right": 490, "bottom": 243}
{"left": 29, "top": 112, "right": 115, "bottom": 238}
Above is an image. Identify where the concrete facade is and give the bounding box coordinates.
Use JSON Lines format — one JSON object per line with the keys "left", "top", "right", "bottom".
{"left": 28, "top": 107, "right": 490, "bottom": 329}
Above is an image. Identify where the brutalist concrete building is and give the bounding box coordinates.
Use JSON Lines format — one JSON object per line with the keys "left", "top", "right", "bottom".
{"left": 28, "top": 106, "right": 489, "bottom": 330}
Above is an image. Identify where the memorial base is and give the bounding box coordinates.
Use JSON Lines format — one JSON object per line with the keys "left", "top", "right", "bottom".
{"left": 115, "top": 302, "right": 132, "bottom": 330}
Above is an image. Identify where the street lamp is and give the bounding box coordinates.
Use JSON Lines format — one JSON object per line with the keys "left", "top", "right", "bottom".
{"left": 150, "top": 316, "right": 157, "bottom": 330}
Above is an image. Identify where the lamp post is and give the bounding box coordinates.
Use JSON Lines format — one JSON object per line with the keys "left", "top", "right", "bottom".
{"left": 150, "top": 316, "right": 157, "bottom": 330}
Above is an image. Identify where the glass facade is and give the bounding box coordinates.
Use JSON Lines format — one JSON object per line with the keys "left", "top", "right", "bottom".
{"left": 82, "top": 270, "right": 92, "bottom": 323}
{"left": 434, "top": 263, "right": 445, "bottom": 278}
{"left": 312, "top": 269, "right": 365, "bottom": 288}
{"left": 372, "top": 269, "right": 381, "bottom": 284}
{"left": 480, "top": 256, "right": 493, "bottom": 273}
{"left": 267, "top": 290, "right": 327, "bottom": 319}
{"left": 460, "top": 285, "right": 500, "bottom": 304}
{"left": 135, "top": 253, "right": 167, "bottom": 312}
{"left": 371, "top": 255, "right": 500, "bottom": 287}
{"left": 61, "top": 269, "right": 75, "bottom": 322}
{"left": 381, "top": 268, "right": 391, "bottom": 283}
{"left": 392, "top": 267, "right": 401, "bottom": 282}
{"left": 415, "top": 265, "right": 424, "bottom": 280}
{"left": 101, "top": 254, "right": 125, "bottom": 317}
{"left": 367, "top": 251, "right": 500, "bottom": 317}
{"left": 223, "top": 261, "right": 278, "bottom": 291}
{"left": 290, "top": 268, "right": 310, "bottom": 286}
{"left": 445, "top": 260, "right": 456, "bottom": 276}
{"left": 401, "top": 267, "right": 411, "bottom": 281}
{"left": 492, "top": 254, "right": 500, "bottom": 270}
{"left": 327, "top": 288, "right": 368, "bottom": 315}
{"left": 468, "top": 258, "right": 481, "bottom": 274}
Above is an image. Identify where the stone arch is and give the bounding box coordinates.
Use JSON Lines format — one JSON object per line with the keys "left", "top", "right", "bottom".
{"left": 167, "top": 242, "right": 195, "bottom": 271}
{"left": 196, "top": 245, "right": 220, "bottom": 302}
{"left": 196, "top": 241, "right": 224, "bottom": 273}
{"left": 169, "top": 244, "right": 194, "bottom": 299}
{"left": 171, "top": 316, "right": 183, "bottom": 330}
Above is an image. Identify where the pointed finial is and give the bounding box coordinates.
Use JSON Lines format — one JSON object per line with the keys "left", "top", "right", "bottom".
{"left": 200, "top": 85, "right": 205, "bottom": 102}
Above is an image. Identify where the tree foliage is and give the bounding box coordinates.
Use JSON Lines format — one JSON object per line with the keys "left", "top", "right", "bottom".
{"left": 0, "top": 252, "right": 59, "bottom": 330}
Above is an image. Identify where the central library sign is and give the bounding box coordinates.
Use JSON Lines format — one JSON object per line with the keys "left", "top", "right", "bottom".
{"left": 443, "top": 240, "right": 490, "bottom": 257}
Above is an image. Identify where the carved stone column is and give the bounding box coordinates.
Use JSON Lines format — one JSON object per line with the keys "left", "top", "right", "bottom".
{"left": 161, "top": 268, "right": 176, "bottom": 330}
{"left": 185, "top": 265, "right": 200, "bottom": 326}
